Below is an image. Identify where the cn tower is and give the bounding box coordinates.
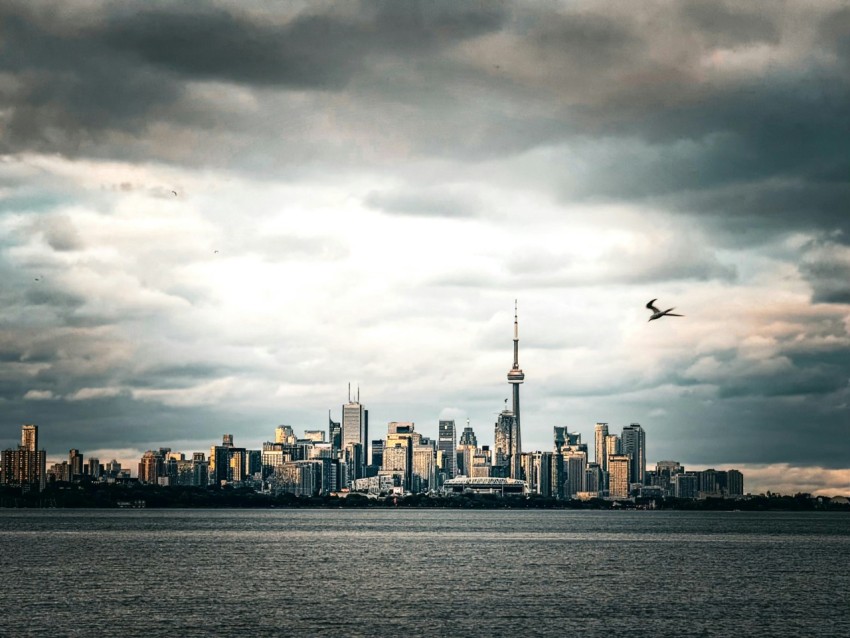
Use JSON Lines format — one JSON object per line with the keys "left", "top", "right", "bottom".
{"left": 507, "top": 300, "right": 524, "bottom": 477}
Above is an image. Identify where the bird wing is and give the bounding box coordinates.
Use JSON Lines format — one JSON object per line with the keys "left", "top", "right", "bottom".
{"left": 646, "top": 298, "right": 659, "bottom": 312}
{"left": 665, "top": 313, "right": 684, "bottom": 317}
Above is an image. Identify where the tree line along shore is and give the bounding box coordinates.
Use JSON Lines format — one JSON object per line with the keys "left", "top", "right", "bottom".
{"left": 0, "top": 484, "right": 847, "bottom": 511}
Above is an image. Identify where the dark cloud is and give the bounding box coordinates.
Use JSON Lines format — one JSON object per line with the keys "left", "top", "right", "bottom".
{"left": 680, "top": 0, "right": 781, "bottom": 48}
{"left": 365, "top": 188, "right": 479, "bottom": 218}
{"left": 102, "top": 2, "right": 507, "bottom": 87}
{"left": 0, "top": 1, "right": 507, "bottom": 158}
{"left": 799, "top": 239, "right": 850, "bottom": 304}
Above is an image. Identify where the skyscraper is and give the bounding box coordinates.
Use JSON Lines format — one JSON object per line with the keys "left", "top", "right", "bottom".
{"left": 621, "top": 423, "right": 646, "bottom": 485}
{"left": 329, "top": 411, "right": 342, "bottom": 452}
{"left": 608, "top": 454, "right": 631, "bottom": 498}
{"left": 594, "top": 423, "right": 609, "bottom": 471}
{"left": 3, "top": 424, "right": 46, "bottom": 489}
{"left": 494, "top": 408, "right": 520, "bottom": 479}
{"left": 506, "top": 301, "right": 524, "bottom": 479}
{"left": 69, "top": 449, "right": 84, "bottom": 481}
{"left": 457, "top": 421, "right": 477, "bottom": 477}
{"left": 342, "top": 384, "right": 367, "bottom": 462}
{"left": 437, "top": 420, "right": 457, "bottom": 480}
{"left": 21, "top": 425, "right": 38, "bottom": 452}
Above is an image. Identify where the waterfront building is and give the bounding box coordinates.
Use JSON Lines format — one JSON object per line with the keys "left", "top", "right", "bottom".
{"left": 351, "top": 474, "right": 395, "bottom": 495}
{"left": 442, "top": 476, "right": 526, "bottom": 496}
{"left": 48, "top": 461, "right": 70, "bottom": 483}
{"left": 87, "top": 457, "right": 101, "bottom": 480}
{"left": 585, "top": 463, "right": 603, "bottom": 496}
{"left": 653, "top": 460, "right": 683, "bottom": 495}
{"left": 551, "top": 450, "right": 565, "bottom": 499}
{"left": 604, "top": 434, "right": 621, "bottom": 488}
{"left": 69, "top": 449, "right": 84, "bottom": 482}
{"left": 438, "top": 420, "right": 457, "bottom": 480}
{"left": 469, "top": 447, "right": 492, "bottom": 478}
{"left": 521, "top": 452, "right": 536, "bottom": 492}
{"left": 608, "top": 454, "right": 631, "bottom": 498}
{"left": 672, "top": 473, "right": 699, "bottom": 499}
{"left": 382, "top": 440, "right": 411, "bottom": 491}
{"left": 1, "top": 425, "right": 47, "bottom": 489}
{"left": 229, "top": 447, "right": 247, "bottom": 482}
{"left": 699, "top": 469, "right": 720, "bottom": 496}
{"left": 727, "top": 469, "right": 744, "bottom": 497}
{"left": 537, "top": 451, "right": 555, "bottom": 497}
{"left": 621, "top": 424, "right": 646, "bottom": 485}
{"left": 493, "top": 409, "right": 519, "bottom": 479}
{"left": 345, "top": 442, "right": 365, "bottom": 481}
{"left": 210, "top": 445, "right": 230, "bottom": 485}
{"left": 246, "top": 450, "right": 262, "bottom": 477}
{"left": 413, "top": 443, "right": 437, "bottom": 493}
{"left": 564, "top": 450, "right": 587, "bottom": 497}
{"left": 273, "top": 461, "right": 318, "bottom": 497}
{"left": 138, "top": 450, "right": 165, "bottom": 484}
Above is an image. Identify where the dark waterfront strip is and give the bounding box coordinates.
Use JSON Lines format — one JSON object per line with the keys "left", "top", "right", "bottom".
{"left": 1, "top": 484, "right": 848, "bottom": 511}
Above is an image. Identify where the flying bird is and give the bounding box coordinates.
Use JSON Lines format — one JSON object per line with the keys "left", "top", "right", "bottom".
{"left": 646, "top": 298, "right": 684, "bottom": 321}
{"left": 171, "top": 190, "right": 177, "bottom": 196}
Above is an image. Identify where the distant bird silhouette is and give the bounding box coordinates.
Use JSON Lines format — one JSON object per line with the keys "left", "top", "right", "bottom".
{"left": 646, "top": 298, "right": 683, "bottom": 321}
{"left": 171, "top": 190, "right": 177, "bottom": 196}
{"left": 214, "top": 250, "right": 219, "bottom": 254}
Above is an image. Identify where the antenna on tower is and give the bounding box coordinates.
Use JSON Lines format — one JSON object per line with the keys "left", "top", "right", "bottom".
{"left": 357, "top": 385, "right": 360, "bottom": 403}
{"left": 348, "top": 382, "right": 351, "bottom": 403}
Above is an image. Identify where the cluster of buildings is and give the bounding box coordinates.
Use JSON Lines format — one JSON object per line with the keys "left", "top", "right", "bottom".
{"left": 1, "top": 305, "right": 744, "bottom": 500}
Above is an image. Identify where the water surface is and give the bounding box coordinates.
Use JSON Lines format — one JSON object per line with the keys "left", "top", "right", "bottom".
{"left": 1, "top": 510, "right": 847, "bottom": 637}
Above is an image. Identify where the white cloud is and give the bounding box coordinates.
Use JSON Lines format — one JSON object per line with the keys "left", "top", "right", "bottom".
{"left": 23, "top": 389, "right": 57, "bottom": 401}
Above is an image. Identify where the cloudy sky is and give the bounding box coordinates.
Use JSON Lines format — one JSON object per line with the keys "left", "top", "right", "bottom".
{"left": 2, "top": 0, "right": 849, "bottom": 495}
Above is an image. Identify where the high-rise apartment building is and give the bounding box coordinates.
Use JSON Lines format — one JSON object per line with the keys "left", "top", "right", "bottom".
{"left": 138, "top": 450, "right": 165, "bottom": 484}
{"left": 608, "top": 454, "right": 631, "bottom": 498}
{"left": 594, "top": 423, "right": 609, "bottom": 471}
{"left": 727, "top": 469, "right": 744, "bottom": 496}
{"left": 493, "top": 409, "right": 520, "bottom": 479}
{"left": 69, "top": 449, "right": 84, "bottom": 481}
{"left": 621, "top": 423, "right": 646, "bottom": 485}
{"left": 564, "top": 450, "right": 587, "bottom": 497}
{"left": 438, "top": 420, "right": 457, "bottom": 480}
{"left": 1, "top": 425, "right": 46, "bottom": 489}
{"left": 21, "top": 425, "right": 38, "bottom": 452}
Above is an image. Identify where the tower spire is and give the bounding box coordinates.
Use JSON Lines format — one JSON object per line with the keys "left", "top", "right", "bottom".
{"left": 513, "top": 299, "right": 519, "bottom": 369}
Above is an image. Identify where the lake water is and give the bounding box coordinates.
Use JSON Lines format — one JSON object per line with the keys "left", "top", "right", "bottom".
{"left": 0, "top": 509, "right": 848, "bottom": 637}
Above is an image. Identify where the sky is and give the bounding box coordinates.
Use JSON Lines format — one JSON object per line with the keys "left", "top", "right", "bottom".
{"left": 1, "top": 0, "right": 849, "bottom": 495}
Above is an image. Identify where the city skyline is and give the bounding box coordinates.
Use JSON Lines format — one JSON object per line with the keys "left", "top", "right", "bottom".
{"left": 1, "top": 1, "right": 849, "bottom": 498}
